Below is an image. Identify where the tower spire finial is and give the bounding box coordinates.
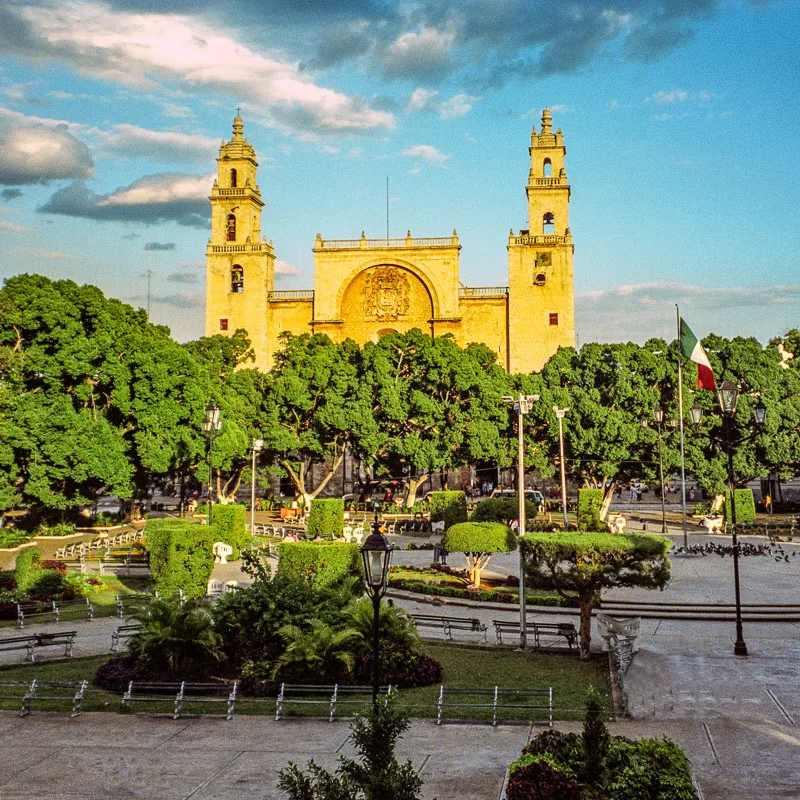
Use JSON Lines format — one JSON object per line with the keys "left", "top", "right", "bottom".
{"left": 232, "top": 110, "right": 244, "bottom": 141}
{"left": 541, "top": 108, "right": 552, "bottom": 134}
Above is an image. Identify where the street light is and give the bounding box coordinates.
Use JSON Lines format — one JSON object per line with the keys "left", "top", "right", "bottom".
{"left": 690, "top": 382, "right": 767, "bottom": 657}
{"left": 553, "top": 407, "right": 570, "bottom": 530}
{"left": 201, "top": 403, "right": 222, "bottom": 527}
{"left": 502, "top": 393, "right": 539, "bottom": 649}
{"left": 641, "top": 407, "right": 669, "bottom": 534}
{"left": 250, "top": 438, "right": 264, "bottom": 532}
{"left": 360, "top": 507, "right": 394, "bottom": 706}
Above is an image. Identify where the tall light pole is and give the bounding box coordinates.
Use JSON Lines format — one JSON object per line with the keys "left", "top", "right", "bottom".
{"left": 201, "top": 403, "right": 222, "bottom": 527}
{"left": 690, "top": 383, "right": 767, "bottom": 658}
{"left": 554, "top": 407, "right": 570, "bottom": 530}
{"left": 360, "top": 502, "right": 394, "bottom": 706}
{"left": 502, "top": 393, "right": 538, "bottom": 649}
{"left": 250, "top": 438, "right": 264, "bottom": 532}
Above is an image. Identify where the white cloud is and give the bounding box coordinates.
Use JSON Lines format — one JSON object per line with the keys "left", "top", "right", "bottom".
{"left": 98, "top": 124, "right": 218, "bottom": 163}
{"left": 8, "top": 1, "right": 394, "bottom": 137}
{"left": 166, "top": 271, "right": 199, "bottom": 284}
{"left": 407, "top": 87, "right": 439, "bottom": 113}
{"left": 275, "top": 259, "right": 301, "bottom": 276}
{"left": 162, "top": 102, "right": 193, "bottom": 118}
{"left": 0, "top": 123, "right": 93, "bottom": 185}
{"left": 646, "top": 88, "right": 689, "bottom": 105}
{"left": 380, "top": 27, "right": 456, "bottom": 79}
{"left": 0, "top": 219, "right": 32, "bottom": 232}
{"left": 9, "top": 246, "right": 84, "bottom": 261}
{"left": 99, "top": 173, "right": 213, "bottom": 208}
{"left": 439, "top": 93, "right": 477, "bottom": 120}
{"left": 402, "top": 144, "right": 450, "bottom": 166}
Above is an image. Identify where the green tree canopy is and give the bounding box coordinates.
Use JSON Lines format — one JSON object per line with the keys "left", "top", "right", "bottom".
{"left": 443, "top": 521, "right": 517, "bottom": 588}
{"left": 522, "top": 532, "right": 670, "bottom": 657}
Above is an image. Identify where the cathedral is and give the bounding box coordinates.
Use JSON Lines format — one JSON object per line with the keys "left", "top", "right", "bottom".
{"left": 205, "top": 110, "right": 575, "bottom": 373}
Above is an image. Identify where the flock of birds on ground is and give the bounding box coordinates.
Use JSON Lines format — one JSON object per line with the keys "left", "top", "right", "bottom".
{"left": 672, "top": 538, "right": 799, "bottom": 561}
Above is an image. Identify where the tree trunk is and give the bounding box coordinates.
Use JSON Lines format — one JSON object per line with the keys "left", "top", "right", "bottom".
{"left": 404, "top": 474, "right": 429, "bottom": 507}
{"left": 281, "top": 453, "right": 345, "bottom": 510}
{"left": 578, "top": 592, "right": 594, "bottom": 659}
{"left": 599, "top": 482, "right": 617, "bottom": 522}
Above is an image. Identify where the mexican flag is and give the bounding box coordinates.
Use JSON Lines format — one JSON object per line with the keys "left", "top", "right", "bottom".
{"left": 680, "top": 318, "right": 716, "bottom": 391}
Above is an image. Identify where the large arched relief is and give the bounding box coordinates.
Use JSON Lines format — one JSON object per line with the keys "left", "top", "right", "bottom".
{"left": 340, "top": 264, "right": 434, "bottom": 343}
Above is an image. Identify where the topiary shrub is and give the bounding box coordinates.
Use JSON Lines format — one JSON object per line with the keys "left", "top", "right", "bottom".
{"left": 443, "top": 522, "right": 517, "bottom": 588}
{"left": 14, "top": 548, "right": 41, "bottom": 592}
{"left": 26, "top": 569, "right": 73, "bottom": 601}
{"left": 277, "top": 541, "right": 360, "bottom": 588}
{"left": 306, "top": 498, "right": 344, "bottom": 539}
{"left": 577, "top": 489, "right": 603, "bottom": 530}
{"left": 428, "top": 491, "right": 468, "bottom": 529}
{"left": 145, "top": 520, "right": 215, "bottom": 599}
{"left": 208, "top": 504, "right": 247, "bottom": 557}
{"left": 470, "top": 497, "right": 537, "bottom": 524}
{"left": 723, "top": 489, "right": 756, "bottom": 524}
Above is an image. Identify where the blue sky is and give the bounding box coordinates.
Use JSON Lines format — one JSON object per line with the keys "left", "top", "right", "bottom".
{"left": 0, "top": 0, "right": 797, "bottom": 346}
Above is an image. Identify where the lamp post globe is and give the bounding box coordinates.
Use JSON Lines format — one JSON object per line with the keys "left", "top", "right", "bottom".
{"left": 201, "top": 403, "right": 222, "bottom": 526}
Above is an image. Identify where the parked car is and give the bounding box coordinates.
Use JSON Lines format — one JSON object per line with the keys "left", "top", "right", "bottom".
{"left": 490, "top": 488, "right": 545, "bottom": 505}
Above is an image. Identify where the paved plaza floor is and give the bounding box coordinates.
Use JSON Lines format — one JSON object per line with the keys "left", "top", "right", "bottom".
{"left": 1, "top": 528, "right": 800, "bottom": 798}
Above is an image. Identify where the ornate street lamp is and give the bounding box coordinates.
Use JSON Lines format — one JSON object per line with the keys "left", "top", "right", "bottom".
{"left": 201, "top": 403, "right": 222, "bottom": 527}
{"left": 690, "top": 384, "right": 767, "bottom": 657}
{"left": 641, "top": 407, "right": 669, "bottom": 534}
{"left": 250, "top": 438, "right": 264, "bottom": 532}
{"left": 360, "top": 507, "right": 394, "bottom": 706}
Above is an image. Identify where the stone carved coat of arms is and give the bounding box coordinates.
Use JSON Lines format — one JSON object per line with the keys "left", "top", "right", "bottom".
{"left": 363, "top": 267, "right": 411, "bottom": 320}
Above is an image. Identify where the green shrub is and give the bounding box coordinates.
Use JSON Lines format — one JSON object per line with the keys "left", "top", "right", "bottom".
{"left": 443, "top": 522, "right": 517, "bottom": 554}
{"left": 35, "top": 522, "right": 76, "bottom": 537}
{"left": 0, "top": 530, "right": 33, "bottom": 549}
{"left": 277, "top": 541, "right": 360, "bottom": 588}
{"left": 209, "top": 504, "right": 247, "bottom": 557}
{"left": 14, "top": 548, "right": 41, "bottom": 591}
{"left": 577, "top": 489, "right": 603, "bottom": 530}
{"left": 26, "top": 569, "right": 71, "bottom": 600}
{"left": 428, "top": 491, "right": 468, "bottom": 529}
{"left": 307, "top": 498, "right": 344, "bottom": 539}
{"left": 145, "top": 520, "right": 215, "bottom": 599}
{"left": 723, "top": 489, "right": 756, "bottom": 523}
{"left": 470, "top": 497, "right": 537, "bottom": 524}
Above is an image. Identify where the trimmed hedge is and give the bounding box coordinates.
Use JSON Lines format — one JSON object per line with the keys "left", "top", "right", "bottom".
{"left": 145, "top": 520, "right": 215, "bottom": 599}
{"left": 470, "top": 497, "right": 537, "bottom": 524}
{"left": 577, "top": 489, "right": 603, "bottom": 531}
{"left": 306, "top": 498, "right": 344, "bottom": 539}
{"left": 209, "top": 504, "right": 248, "bottom": 557}
{"left": 277, "top": 541, "right": 360, "bottom": 588}
{"left": 14, "top": 548, "right": 41, "bottom": 591}
{"left": 443, "top": 522, "right": 517, "bottom": 554}
{"left": 723, "top": 489, "right": 756, "bottom": 524}
{"left": 428, "top": 491, "right": 468, "bottom": 529}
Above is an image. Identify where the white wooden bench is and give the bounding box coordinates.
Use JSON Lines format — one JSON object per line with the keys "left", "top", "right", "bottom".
{"left": 121, "top": 680, "right": 239, "bottom": 720}
{"left": 493, "top": 619, "right": 577, "bottom": 649}
{"left": 412, "top": 614, "right": 488, "bottom": 642}
{"left": 111, "top": 623, "right": 143, "bottom": 652}
{"left": 275, "top": 683, "right": 395, "bottom": 722}
{"left": 20, "top": 679, "right": 89, "bottom": 717}
{"left": 436, "top": 685, "right": 553, "bottom": 726}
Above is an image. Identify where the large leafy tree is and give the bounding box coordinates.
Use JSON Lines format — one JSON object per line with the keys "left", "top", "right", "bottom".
{"left": 259, "top": 333, "right": 375, "bottom": 507}
{"left": 358, "top": 330, "right": 511, "bottom": 505}
{"left": 531, "top": 340, "right": 682, "bottom": 518}
{"left": 684, "top": 334, "right": 800, "bottom": 494}
{"left": 522, "top": 532, "right": 671, "bottom": 658}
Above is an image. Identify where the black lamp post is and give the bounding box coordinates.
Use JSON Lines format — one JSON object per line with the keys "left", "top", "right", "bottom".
{"left": 691, "top": 382, "right": 766, "bottom": 657}
{"left": 201, "top": 403, "right": 222, "bottom": 527}
{"left": 359, "top": 502, "right": 394, "bottom": 705}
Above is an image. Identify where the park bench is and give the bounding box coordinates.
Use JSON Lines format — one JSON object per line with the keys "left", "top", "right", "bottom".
{"left": 436, "top": 685, "right": 553, "bottom": 726}
{"left": 0, "top": 630, "right": 78, "bottom": 661}
{"left": 0, "top": 635, "right": 38, "bottom": 661}
{"left": 111, "top": 623, "right": 143, "bottom": 652}
{"left": 20, "top": 679, "right": 89, "bottom": 717}
{"left": 275, "top": 683, "right": 395, "bottom": 722}
{"left": 492, "top": 619, "right": 577, "bottom": 649}
{"left": 52, "top": 597, "right": 94, "bottom": 624}
{"left": 121, "top": 680, "right": 239, "bottom": 720}
{"left": 100, "top": 551, "right": 150, "bottom": 577}
{"left": 16, "top": 601, "right": 58, "bottom": 627}
{"left": 412, "top": 614, "right": 488, "bottom": 642}
{"left": 115, "top": 593, "right": 153, "bottom": 618}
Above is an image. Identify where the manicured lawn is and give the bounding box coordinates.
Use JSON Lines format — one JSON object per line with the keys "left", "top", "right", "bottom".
{"left": 0, "top": 642, "right": 612, "bottom": 722}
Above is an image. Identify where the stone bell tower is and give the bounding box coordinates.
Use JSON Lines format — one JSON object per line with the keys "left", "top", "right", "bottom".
{"left": 205, "top": 114, "right": 275, "bottom": 369}
{"left": 507, "top": 108, "right": 575, "bottom": 373}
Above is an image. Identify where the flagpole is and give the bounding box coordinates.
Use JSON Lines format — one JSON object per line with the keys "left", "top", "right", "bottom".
{"left": 676, "top": 305, "right": 689, "bottom": 549}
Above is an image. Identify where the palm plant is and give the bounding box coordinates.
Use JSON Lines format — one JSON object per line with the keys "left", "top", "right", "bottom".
{"left": 128, "top": 598, "right": 224, "bottom": 674}
{"left": 272, "top": 619, "right": 360, "bottom": 680}
{"left": 345, "top": 598, "right": 420, "bottom": 654}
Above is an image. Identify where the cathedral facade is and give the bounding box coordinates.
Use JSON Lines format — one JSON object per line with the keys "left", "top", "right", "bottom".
{"left": 205, "top": 110, "right": 575, "bottom": 373}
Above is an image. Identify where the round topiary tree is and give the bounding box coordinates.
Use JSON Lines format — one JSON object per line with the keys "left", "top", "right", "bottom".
{"left": 443, "top": 522, "right": 517, "bottom": 589}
